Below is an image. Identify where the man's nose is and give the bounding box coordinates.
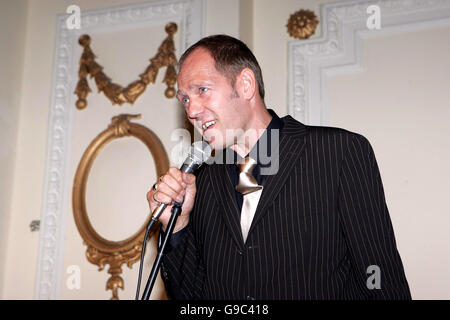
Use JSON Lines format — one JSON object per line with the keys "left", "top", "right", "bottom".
{"left": 186, "top": 98, "right": 203, "bottom": 119}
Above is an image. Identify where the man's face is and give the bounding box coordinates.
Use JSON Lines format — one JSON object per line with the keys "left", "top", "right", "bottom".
{"left": 176, "top": 48, "right": 249, "bottom": 150}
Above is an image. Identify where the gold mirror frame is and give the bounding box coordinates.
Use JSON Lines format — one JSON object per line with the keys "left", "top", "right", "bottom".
{"left": 72, "top": 114, "right": 169, "bottom": 300}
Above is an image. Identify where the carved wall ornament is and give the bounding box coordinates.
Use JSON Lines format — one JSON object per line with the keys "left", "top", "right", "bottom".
{"left": 72, "top": 114, "right": 169, "bottom": 300}
{"left": 286, "top": 9, "right": 319, "bottom": 40}
{"left": 287, "top": 0, "right": 450, "bottom": 126}
{"left": 36, "top": 0, "right": 205, "bottom": 300}
{"left": 74, "top": 22, "right": 178, "bottom": 110}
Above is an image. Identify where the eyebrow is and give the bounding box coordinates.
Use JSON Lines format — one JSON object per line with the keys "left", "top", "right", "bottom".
{"left": 176, "top": 82, "right": 214, "bottom": 99}
{"left": 176, "top": 90, "right": 186, "bottom": 100}
{"left": 190, "top": 81, "right": 213, "bottom": 89}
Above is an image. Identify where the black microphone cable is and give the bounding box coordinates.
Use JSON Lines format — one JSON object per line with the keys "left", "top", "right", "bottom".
{"left": 134, "top": 141, "right": 211, "bottom": 300}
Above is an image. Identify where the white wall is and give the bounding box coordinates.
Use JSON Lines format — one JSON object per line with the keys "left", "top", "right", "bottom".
{"left": 2, "top": 0, "right": 449, "bottom": 299}
{"left": 252, "top": 0, "right": 450, "bottom": 299}
{"left": 0, "top": 0, "right": 28, "bottom": 296}
{"left": 1, "top": 0, "right": 240, "bottom": 299}
{"left": 327, "top": 25, "right": 450, "bottom": 299}
{"left": 252, "top": 0, "right": 338, "bottom": 117}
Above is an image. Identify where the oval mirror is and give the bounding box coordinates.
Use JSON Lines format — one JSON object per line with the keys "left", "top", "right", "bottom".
{"left": 72, "top": 114, "right": 169, "bottom": 300}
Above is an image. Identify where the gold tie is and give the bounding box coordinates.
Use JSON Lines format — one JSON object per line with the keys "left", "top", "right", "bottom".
{"left": 235, "top": 157, "right": 263, "bottom": 243}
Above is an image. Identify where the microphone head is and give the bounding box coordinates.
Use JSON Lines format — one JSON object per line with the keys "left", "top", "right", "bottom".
{"left": 180, "top": 141, "right": 212, "bottom": 174}
{"left": 190, "top": 141, "right": 212, "bottom": 164}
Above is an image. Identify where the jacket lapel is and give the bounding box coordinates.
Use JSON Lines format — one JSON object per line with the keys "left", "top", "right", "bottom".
{"left": 209, "top": 160, "right": 244, "bottom": 248}
{"left": 207, "top": 115, "right": 309, "bottom": 247}
{"left": 248, "top": 116, "right": 309, "bottom": 236}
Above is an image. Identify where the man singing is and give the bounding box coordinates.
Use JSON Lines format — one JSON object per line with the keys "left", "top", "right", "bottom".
{"left": 147, "top": 35, "right": 411, "bottom": 300}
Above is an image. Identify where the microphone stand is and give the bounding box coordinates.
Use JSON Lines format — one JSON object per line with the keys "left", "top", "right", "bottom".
{"left": 141, "top": 199, "right": 183, "bottom": 300}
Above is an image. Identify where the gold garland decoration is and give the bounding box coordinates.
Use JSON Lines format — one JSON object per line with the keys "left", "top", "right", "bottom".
{"left": 74, "top": 22, "right": 178, "bottom": 110}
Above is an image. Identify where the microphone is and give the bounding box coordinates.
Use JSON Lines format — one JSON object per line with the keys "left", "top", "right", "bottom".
{"left": 136, "top": 141, "right": 212, "bottom": 300}
{"left": 150, "top": 140, "right": 212, "bottom": 222}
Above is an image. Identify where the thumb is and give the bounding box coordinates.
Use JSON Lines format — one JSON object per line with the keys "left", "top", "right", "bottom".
{"left": 183, "top": 172, "right": 196, "bottom": 185}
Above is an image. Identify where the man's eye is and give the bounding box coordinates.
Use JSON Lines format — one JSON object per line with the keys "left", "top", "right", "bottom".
{"left": 182, "top": 97, "right": 190, "bottom": 104}
{"left": 199, "top": 87, "right": 208, "bottom": 94}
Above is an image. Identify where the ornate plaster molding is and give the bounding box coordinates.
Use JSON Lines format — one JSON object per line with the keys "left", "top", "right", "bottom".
{"left": 288, "top": 0, "right": 450, "bottom": 125}
{"left": 35, "top": 0, "right": 205, "bottom": 300}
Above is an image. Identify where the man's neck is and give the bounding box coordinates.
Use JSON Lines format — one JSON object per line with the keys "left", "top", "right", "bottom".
{"left": 230, "top": 107, "right": 272, "bottom": 158}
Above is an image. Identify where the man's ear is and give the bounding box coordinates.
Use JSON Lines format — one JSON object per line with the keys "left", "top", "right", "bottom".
{"left": 236, "top": 68, "right": 256, "bottom": 100}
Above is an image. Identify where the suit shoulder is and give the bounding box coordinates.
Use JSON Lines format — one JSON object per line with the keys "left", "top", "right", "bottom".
{"left": 282, "top": 116, "right": 373, "bottom": 154}
{"left": 306, "top": 123, "right": 371, "bottom": 147}
{"left": 307, "top": 124, "right": 358, "bottom": 139}
{"left": 283, "top": 115, "right": 367, "bottom": 140}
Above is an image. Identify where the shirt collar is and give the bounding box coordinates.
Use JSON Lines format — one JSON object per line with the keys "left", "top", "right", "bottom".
{"left": 231, "top": 109, "right": 284, "bottom": 166}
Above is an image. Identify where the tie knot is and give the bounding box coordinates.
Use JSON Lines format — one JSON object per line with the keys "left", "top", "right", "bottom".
{"left": 237, "top": 157, "right": 258, "bottom": 175}
{"left": 235, "top": 157, "right": 261, "bottom": 195}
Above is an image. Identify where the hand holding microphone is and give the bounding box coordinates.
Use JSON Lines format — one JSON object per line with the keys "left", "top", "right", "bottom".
{"left": 146, "top": 141, "right": 211, "bottom": 233}
{"left": 147, "top": 168, "right": 196, "bottom": 233}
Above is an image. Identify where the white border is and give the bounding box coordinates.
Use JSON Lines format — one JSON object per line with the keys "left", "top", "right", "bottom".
{"left": 288, "top": 0, "right": 450, "bottom": 125}
{"left": 35, "top": 0, "right": 205, "bottom": 300}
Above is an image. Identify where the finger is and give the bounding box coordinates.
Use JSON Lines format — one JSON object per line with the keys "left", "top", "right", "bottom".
{"left": 147, "top": 189, "right": 167, "bottom": 205}
{"left": 158, "top": 175, "right": 186, "bottom": 203}
{"left": 168, "top": 167, "right": 188, "bottom": 188}
{"left": 160, "top": 173, "right": 185, "bottom": 195}
{"left": 147, "top": 190, "right": 153, "bottom": 203}
{"left": 182, "top": 172, "right": 196, "bottom": 185}
{"left": 168, "top": 167, "right": 183, "bottom": 183}
{"left": 153, "top": 190, "right": 177, "bottom": 205}
{"left": 156, "top": 188, "right": 185, "bottom": 203}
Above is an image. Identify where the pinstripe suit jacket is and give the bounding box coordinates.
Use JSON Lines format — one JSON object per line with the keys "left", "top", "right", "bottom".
{"left": 160, "top": 115, "right": 411, "bottom": 300}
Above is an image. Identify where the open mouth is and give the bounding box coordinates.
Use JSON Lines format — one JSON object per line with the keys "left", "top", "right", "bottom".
{"left": 202, "top": 120, "right": 216, "bottom": 132}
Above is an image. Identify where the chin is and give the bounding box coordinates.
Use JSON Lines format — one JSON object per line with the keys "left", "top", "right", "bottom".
{"left": 204, "top": 137, "right": 221, "bottom": 150}
{"left": 202, "top": 127, "right": 235, "bottom": 151}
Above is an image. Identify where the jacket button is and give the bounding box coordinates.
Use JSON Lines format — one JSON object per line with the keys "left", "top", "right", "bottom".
{"left": 246, "top": 295, "right": 255, "bottom": 300}
{"left": 237, "top": 249, "right": 243, "bottom": 255}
